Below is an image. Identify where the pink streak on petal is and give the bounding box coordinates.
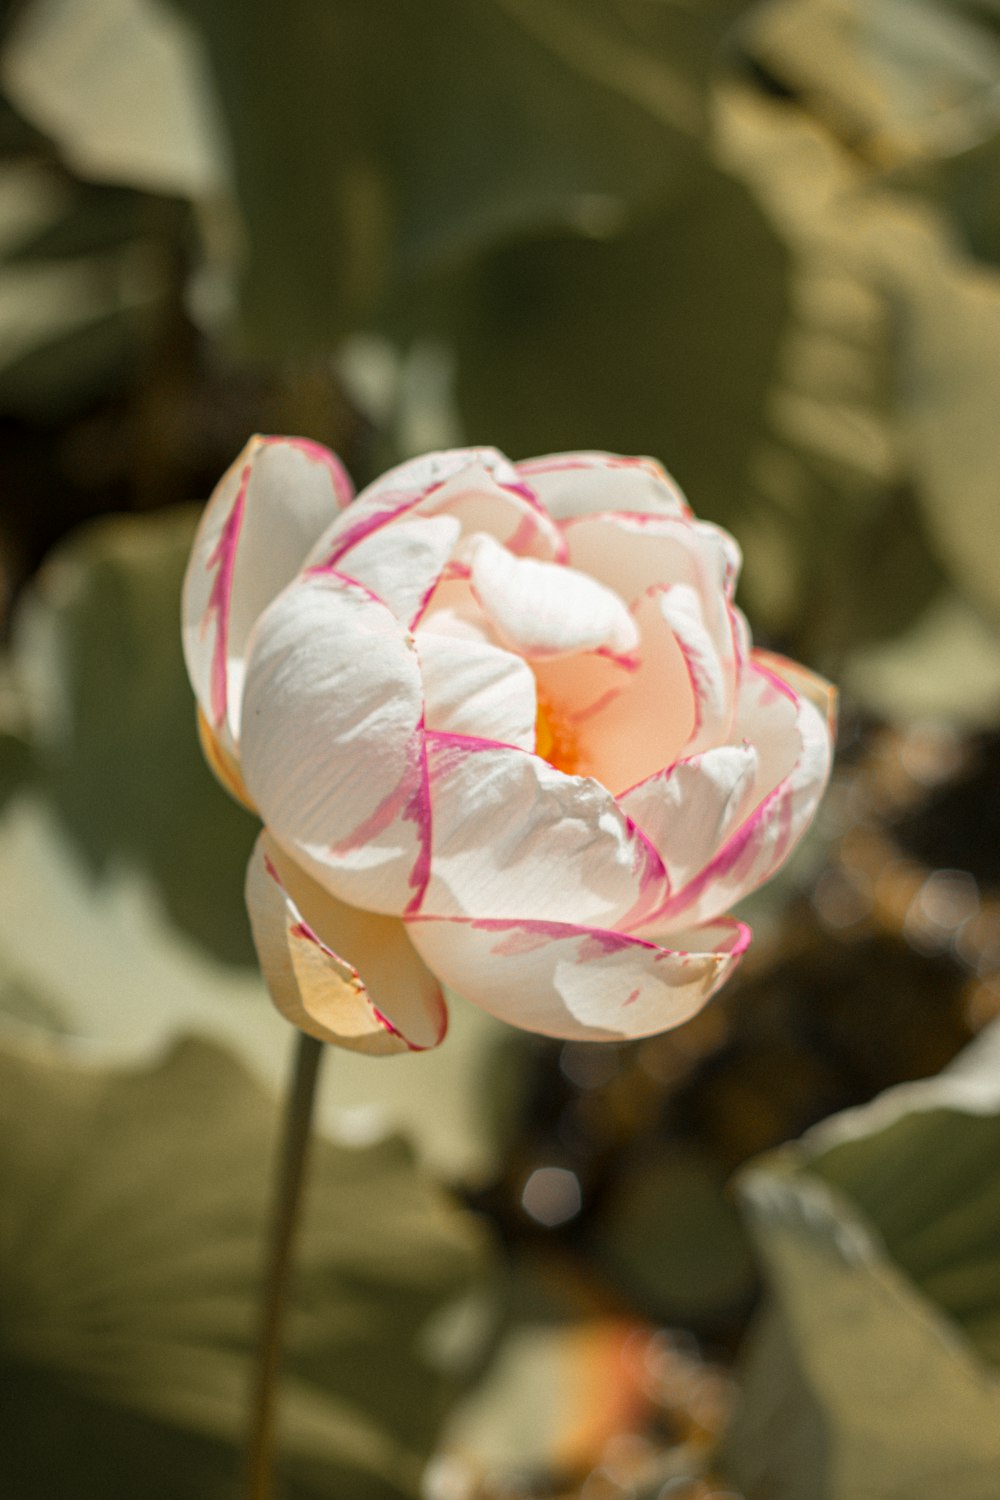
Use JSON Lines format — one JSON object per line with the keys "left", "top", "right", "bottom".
{"left": 622, "top": 988, "right": 641, "bottom": 1008}
{"left": 204, "top": 463, "right": 249, "bottom": 729}
{"left": 320, "top": 499, "right": 418, "bottom": 566}
{"left": 280, "top": 436, "right": 354, "bottom": 506}
{"left": 327, "top": 727, "right": 432, "bottom": 912}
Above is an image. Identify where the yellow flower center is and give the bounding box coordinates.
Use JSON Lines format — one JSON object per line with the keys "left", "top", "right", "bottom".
{"left": 535, "top": 698, "right": 583, "bottom": 776}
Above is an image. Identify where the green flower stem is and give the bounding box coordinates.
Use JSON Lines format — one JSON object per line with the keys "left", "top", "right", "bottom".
{"left": 245, "top": 1030, "right": 325, "bottom": 1500}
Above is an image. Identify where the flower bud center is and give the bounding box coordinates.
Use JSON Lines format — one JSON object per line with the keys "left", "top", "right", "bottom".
{"left": 535, "top": 698, "right": 582, "bottom": 777}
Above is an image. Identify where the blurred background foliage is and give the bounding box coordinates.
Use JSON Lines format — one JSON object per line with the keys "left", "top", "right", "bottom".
{"left": 1, "top": 0, "right": 1000, "bottom": 1496}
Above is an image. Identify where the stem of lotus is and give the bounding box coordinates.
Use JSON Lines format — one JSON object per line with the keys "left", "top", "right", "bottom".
{"left": 245, "top": 1030, "right": 325, "bottom": 1500}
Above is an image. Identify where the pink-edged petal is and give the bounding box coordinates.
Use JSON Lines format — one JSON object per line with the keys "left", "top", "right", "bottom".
{"left": 240, "top": 571, "right": 429, "bottom": 915}
{"left": 657, "top": 657, "right": 835, "bottom": 928}
{"left": 406, "top": 913, "right": 749, "bottom": 1041}
{"left": 463, "top": 533, "right": 638, "bottom": 660}
{"left": 753, "top": 648, "right": 839, "bottom": 739}
{"left": 419, "top": 460, "right": 564, "bottom": 560}
{"left": 417, "top": 734, "right": 668, "bottom": 931}
{"left": 619, "top": 744, "right": 759, "bottom": 893}
{"left": 246, "top": 834, "right": 447, "bottom": 1054}
{"left": 535, "top": 590, "right": 697, "bottom": 795}
{"left": 316, "top": 447, "right": 563, "bottom": 564}
{"left": 657, "top": 584, "right": 736, "bottom": 755}
{"left": 562, "top": 512, "right": 741, "bottom": 659}
{"left": 417, "top": 632, "right": 538, "bottom": 750}
{"left": 516, "top": 452, "right": 690, "bottom": 521}
{"left": 314, "top": 513, "right": 460, "bottom": 627}
{"left": 182, "top": 435, "right": 352, "bottom": 750}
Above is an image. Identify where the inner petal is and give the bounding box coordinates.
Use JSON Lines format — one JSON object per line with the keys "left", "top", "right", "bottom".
{"left": 533, "top": 591, "right": 697, "bottom": 794}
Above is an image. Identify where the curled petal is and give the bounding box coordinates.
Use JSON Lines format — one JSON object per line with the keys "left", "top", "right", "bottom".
{"left": 406, "top": 913, "right": 749, "bottom": 1042}
{"left": 753, "top": 648, "right": 839, "bottom": 739}
{"left": 619, "top": 744, "right": 759, "bottom": 893}
{"left": 657, "top": 584, "right": 736, "bottom": 755}
{"left": 182, "top": 435, "right": 351, "bottom": 753}
{"left": 657, "top": 657, "right": 835, "bottom": 928}
{"left": 417, "top": 735, "right": 668, "bottom": 931}
{"left": 246, "top": 834, "right": 447, "bottom": 1053}
{"left": 240, "top": 572, "right": 429, "bottom": 915}
{"left": 464, "top": 532, "right": 639, "bottom": 660}
{"left": 517, "top": 451, "right": 690, "bottom": 520}
{"left": 417, "top": 632, "right": 538, "bottom": 749}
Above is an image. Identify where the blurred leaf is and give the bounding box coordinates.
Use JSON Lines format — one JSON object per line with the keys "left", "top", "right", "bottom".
{"left": 1, "top": 0, "right": 228, "bottom": 198}
{"left": 440, "top": 1314, "right": 644, "bottom": 1485}
{"left": 738, "top": 0, "right": 1000, "bottom": 169}
{"left": 876, "top": 214, "right": 1000, "bottom": 623}
{"left": 723, "top": 1021, "right": 1000, "bottom": 1499}
{"left": 10, "top": 507, "right": 258, "bottom": 964}
{"left": 167, "top": 0, "right": 733, "bottom": 352}
{"left": 846, "top": 587, "right": 1000, "bottom": 727}
{"left": 0, "top": 1033, "right": 495, "bottom": 1498}
{"left": 436, "top": 162, "right": 790, "bottom": 555}
{"left": 0, "top": 783, "right": 517, "bottom": 1184}
{"left": 714, "top": 84, "right": 945, "bottom": 651}
{"left": 590, "top": 1144, "right": 756, "bottom": 1325}
{"left": 0, "top": 160, "right": 163, "bottom": 417}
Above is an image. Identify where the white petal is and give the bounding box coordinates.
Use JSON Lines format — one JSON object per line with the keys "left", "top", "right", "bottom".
{"left": 419, "top": 461, "right": 564, "bottom": 559}
{"left": 563, "top": 513, "right": 741, "bottom": 659}
{"left": 657, "top": 656, "right": 834, "bottom": 927}
{"left": 246, "top": 834, "right": 446, "bottom": 1053}
{"left": 406, "top": 913, "right": 749, "bottom": 1041}
{"left": 316, "top": 447, "right": 562, "bottom": 564}
{"left": 417, "top": 735, "right": 668, "bottom": 931}
{"left": 417, "top": 632, "right": 538, "bottom": 749}
{"left": 319, "top": 514, "right": 460, "bottom": 627}
{"left": 240, "top": 571, "right": 429, "bottom": 915}
{"left": 619, "top": 744, "right": 759, "bottom": 893}
{"left": 658, "top": 583, "right": 736, "bottom": 755}
{"left": 564, "top": 512, "right": 739, "bottom": 603}
{"left": 516, "top": 452, "right": 690, "bottom": 520}
{"left": 182, "top": 435, "right": 351, "bottom": 750}
{"left": 464, "top": 532, "right": 638, "bottom": 660}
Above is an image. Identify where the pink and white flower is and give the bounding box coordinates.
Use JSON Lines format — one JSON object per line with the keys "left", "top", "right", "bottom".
{"left": 183, "top": 439, "right": 835, "bottom": 1054}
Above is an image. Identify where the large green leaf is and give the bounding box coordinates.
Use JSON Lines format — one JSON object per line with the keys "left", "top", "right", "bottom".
{"left": 0, "top": 1033, "right": 495, "bottom": 1498}
{"left": 437, "top": 161, "right": 790, "bottom": 562}
{"left": 166, "top": 0, "right": 741, "bottom": 352}
{"left": 10, "top": 506, "right": 258, "bottom": 964}
{"left": 723, "top": 1021, "right": 1000, "bottom": 1499}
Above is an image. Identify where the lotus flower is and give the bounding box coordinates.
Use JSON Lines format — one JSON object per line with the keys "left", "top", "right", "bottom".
{"left": 183, "top": 440, "right": 834, "bottom": 1054}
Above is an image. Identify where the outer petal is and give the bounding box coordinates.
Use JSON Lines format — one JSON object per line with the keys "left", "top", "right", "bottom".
{"left": 416, "top": 632, "right": 538, "bottom": 750}
{"left": 314, "top": 447, "right": 563, "bottom": 565}
{"left": 406, "top": 913, "right": 749, "bottom": 1041}
{"left": 182, "top": 435, "right": 351, "bottom": 752}
{"left": 656, "top": 656, "right": 835, "bottom": 928}
{"left": 317, "top": 513, "right": 460, "bottom": 627}
{"left": 463, "top": 533, "right": 639, "bottom": 660}
{"left": 619, "top": 744, "right": 759, "bottom": 893}
{"left": 417, "top": 734, "right": 669, "bottom": 932}
{"left": 240, "top": 571, "right": 429, "bottom": 915}
{"left": 516, "top": 452, "right": 690, "bottom": 520}
{"left": 246, "top": 834, "right": 446, "bottom": 1053}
